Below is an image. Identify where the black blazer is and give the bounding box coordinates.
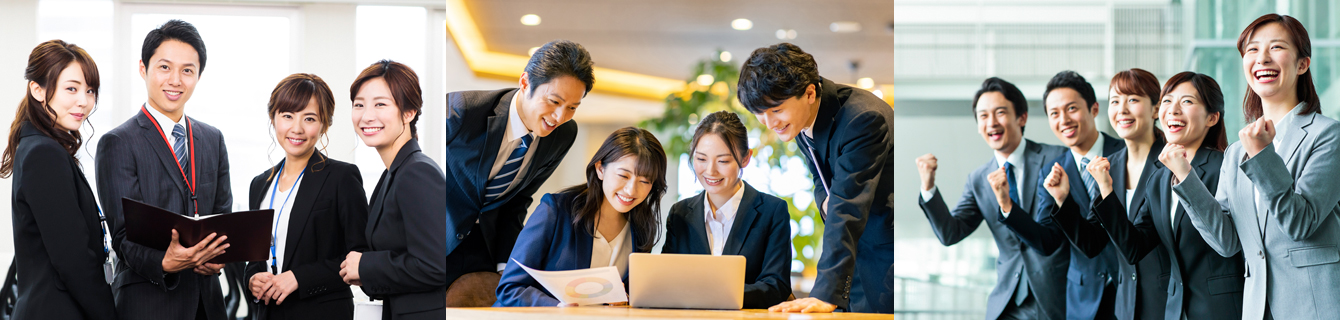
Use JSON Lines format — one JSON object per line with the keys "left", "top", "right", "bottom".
{"left": 441, "top": 88, "right": 577, "bottom": 275}
{"left": 1050, "top": 142, "right": 1172, "bottom": 320}
{"left": 10, "top": 122, "right": 115, "bottom": 320}
{"left": 797, "top": 78, "right": 894, "bottom": 313}
{"left": 360, "top": 139, "right": 446, "bottom": 320}
{"left": 662, "top": 183, "right": 793, "bottom": 309}
{"left": 95, "top": 109, "right": 231, "bottom": 320}
{"left": 243, "top": 153, "right": 369, "bottom": 320}
{"left": 1092, "top": 147, "right": 1245, "bottom": 318}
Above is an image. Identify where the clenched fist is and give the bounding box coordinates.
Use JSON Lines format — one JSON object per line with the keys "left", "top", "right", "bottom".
{"left": 1087, "top": 157, "right": 1113, "bottom": 199}
{"left": 916, "top": 153, "right": 938, "bottom": 191}
{"left": 1043, "top": 163, "right": 1070, "bottom": 205}
{"left": 1240, "top": 118, "right": 1275, "bottom": 158}
{"left": 987, "top": 166, "right": 1014, "bottom": 213}
{"left": 1159, "top": 144, "right": 1192, "bottom": 181}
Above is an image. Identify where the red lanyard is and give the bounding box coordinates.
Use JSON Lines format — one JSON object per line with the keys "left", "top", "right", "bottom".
{"left": 141, "top": 105, "right": 198, "bottom": 216}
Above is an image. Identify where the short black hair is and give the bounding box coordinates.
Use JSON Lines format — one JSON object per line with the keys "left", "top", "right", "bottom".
{"left": 973, "top": 77, "right": 1029, "bottom": 133}
{"left": 141, "top": 19, "right": 207, "bottom": 74}
{"left": 525, "top": 40, "right": 595, "bottom": 97}
{"left": 737, "top": 43, "right": 821, "bottom": 114}
{"left": 1043, "top": 70, "right": 1096, "bottom": 109}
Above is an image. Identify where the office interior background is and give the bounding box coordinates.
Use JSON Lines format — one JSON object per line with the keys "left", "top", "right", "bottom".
{"left": 893, "top": 0, "right": 1340, "bottom": 319}
{"left": 0, "top": 0, "right": 893, "bottom": 316}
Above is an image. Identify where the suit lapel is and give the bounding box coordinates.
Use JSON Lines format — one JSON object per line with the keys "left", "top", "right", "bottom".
{"left": 722, "top": 185, "right": 762, "bottom": 256}
{"left": 1065, "top": 156, "right": 1091, "bottom": 210}
{"left": 1021, "top": 140, "right": 1044, "bottom": 213}
{"left": 684, "top": 192, "right": 712, "bottom": 253}
{"left": 136, "top": 113, "right": 188, "bottom": 197}
{"left": 1110, "top": 152, "right": 1128, "bottom": 208}
{"left": 810, "top": 78, "right": 842, "bottom": 178}
{"left": 281, "top": 153, "right": 330, "bottom": 270}
{"left": 365, "top": 170, "right": 391, "bottom": 245}
{"left": 475, "top": 94, "right": 513, "bottom": 202}
{"left": 1278, "top": 112, "right": 1313, "bottom": 166}
{"left": 1150, "top": 171, "right": 1177, "bottom": 252}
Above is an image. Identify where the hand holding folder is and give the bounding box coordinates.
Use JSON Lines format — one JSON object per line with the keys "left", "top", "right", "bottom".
{"left": 121, "top": 198, "right": 273, "bottom": 265}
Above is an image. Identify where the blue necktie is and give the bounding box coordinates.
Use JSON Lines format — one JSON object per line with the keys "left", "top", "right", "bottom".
{"left": 171, "top": 124, "right": 189, "bottom": 176}
{"left": 797, "top": 133, "right": 830, "bottom": 220}
{"left": 485, "top": 134, "right": 533, "bottom": 204}
{"left": 1080, "top": 157, "right": 1100, "bottom": 201}
{"left": 1003, "top": 161, "right": 1020, "bottom": 206}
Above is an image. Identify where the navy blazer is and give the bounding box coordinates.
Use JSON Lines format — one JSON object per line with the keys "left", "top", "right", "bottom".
{"left": 1051, "top": 141, "right": 1172, "bottom": 320}
{"left": 11, "top": 122, "right": 115, "bottom": 320}
{"left": 1000, "top": 132, "right": 1124, "bottom": 320}
{"left": 495, "top": 191, "right": 651, "bottom": 307}
{"left": 442, "top": 88, "right": 577, "bottom": 276}
{"left": 95, "top": 109, "right": 231, "bottom": 320}
{"left": 917, "top": 139, "right": 1069, "bottom": 319}
{"left": 795, "top": 78, "right": 894, "bottom": 313}
{"left": 360, "top": 139, "right": 447, "bottom": 320}
{"left": 1092, "top": 147, "right": 1244, "bottom": 318}
{"left": 243, "top": 152, "right": 369, "bottom": 320}
{"left": 662, "top": 183, "right": 793, "bottom": 309}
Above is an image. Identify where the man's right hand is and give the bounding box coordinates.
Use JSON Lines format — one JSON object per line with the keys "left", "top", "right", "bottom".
{"left": 161, "top": 230, "right": 229, "bottom": 273}
{"left": 987, "top": 166, "right": 1013, "bottom": 213}
{"left": 916, "top": 153, "right": 938, "bottom": 191}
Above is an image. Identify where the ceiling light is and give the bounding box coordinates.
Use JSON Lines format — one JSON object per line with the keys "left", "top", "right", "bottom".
{"left": 520, "top": 14, "right": 541, "bottom": 26}
{"left": 830, "top": 21, "right": 862, "bottom": 33}
{"left": 697, "top": 74, "right": 715, "bottom": 86}
{"left": 528, "top": 47, "right": 540, "bottom": 56}
{"left": 776, "top": 29, "right": 796, "bottom": 40}
{"left": 720, "top": 51, "right": 732, "bottom": 62}
{"left": 857, "top": 77, "right": 875, "bottom": 89}
{"left": 731, "top": 19, "right": 752, "bottom": 31}
{"left": 786, "top": 29, "right": 797, "bottom": 39}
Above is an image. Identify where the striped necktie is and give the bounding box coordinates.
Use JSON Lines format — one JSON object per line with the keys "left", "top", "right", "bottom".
{"left": 172, "top": 123, "right": 189, "bottom": 177}
{"left": 485, "top": 134, "right": 533, "bottom": 204}
{"left": 797, "top": 133, "right": 830, "bottom": 220}
{"left": 1080, "top": 157, "right": 1099, "bottom": 202}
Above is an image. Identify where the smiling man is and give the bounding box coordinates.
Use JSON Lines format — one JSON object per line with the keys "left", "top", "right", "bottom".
{"left": 95, "top": 19, "right": 233, "bottom": 320}
{"left": 439, "top": 40, "right": 592, "bottom": 306}
{"left": 738, "top": 43, "right": 893, "bottom": 314}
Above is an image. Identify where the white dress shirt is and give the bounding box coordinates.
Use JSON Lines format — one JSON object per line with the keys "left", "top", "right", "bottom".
{"left": 261, "top": 174, "right": 303, "bottom": 273}
{"left": 591, "top": 221, "right": 633, "bottom": 276}
{"left": 144, "top": 103, "right": 187, "bottom": 148}
{"left": 704, "top": 186, "right": 746, "bottom": 256}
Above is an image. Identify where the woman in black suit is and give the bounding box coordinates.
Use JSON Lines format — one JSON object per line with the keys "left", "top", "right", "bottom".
{"left": 662, "top": 111, "right": 792, "bottom": 308}
{"left": 2, "top": 40, "right": 115, "bottom": 320}
{"left": 339, "top": 60, "right": 446, "bottom": 320}
{"left": 244, "top": 73, "right": 369, "bottom": 320}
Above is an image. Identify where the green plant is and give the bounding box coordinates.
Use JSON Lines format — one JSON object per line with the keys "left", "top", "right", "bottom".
{"left": 640, "top": 50, "right": 825, "bottom": 275}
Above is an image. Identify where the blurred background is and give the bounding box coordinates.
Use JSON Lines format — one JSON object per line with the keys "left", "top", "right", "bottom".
{"left": 894, "top": 0, "right": 1340, "bottom": 319}
{"left": 0, "top": 0, "right": 893, "bottom": 317}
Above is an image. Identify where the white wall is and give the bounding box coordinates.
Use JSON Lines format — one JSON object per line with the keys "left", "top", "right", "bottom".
{"left": 0, "top": 0, "right": 39, "bottom": 274}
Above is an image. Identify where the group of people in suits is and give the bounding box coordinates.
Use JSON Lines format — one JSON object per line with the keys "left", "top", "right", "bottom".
{"left": 918, "top": 13, "right": 1340, "bottom": 320}
{"left": 2, "top": 18, "right": 894, "bottom": 320}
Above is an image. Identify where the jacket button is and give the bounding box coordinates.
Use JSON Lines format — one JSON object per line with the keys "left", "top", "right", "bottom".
{"left": 1258, "top": 251, "right": 1264, "bottom": 258}
{"left": 1132, "top": 273, "right": 1137, "bottom": 281}
{"left": 457, "top": 234, "right": 466, "bottom": 239}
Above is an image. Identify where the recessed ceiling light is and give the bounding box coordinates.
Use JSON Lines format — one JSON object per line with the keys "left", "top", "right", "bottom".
{"left": 520, "top": 14, "right": 541, "bottom": 26}
{"left": 731, "top": 19, "right": 752, "bottom": 31}
{"left": 830, "top": 21, "right": 861, "bottom": 33}
{"left": 720, "top": 51, "right": 732, "bottom": 62}
{"left": 528, "top": 47, "right": 540, "bottom": 55}
{"left": 857, "top": 77, "right": 875, "bottom": 89}
{"left": 697, "top": 74, "right": 715, "bottom": 86}
{"left": 787, "top": 29, "right": 797, "bottom": 39}
{"left": 775, "top": 29, "right": 796, "bottom": 40}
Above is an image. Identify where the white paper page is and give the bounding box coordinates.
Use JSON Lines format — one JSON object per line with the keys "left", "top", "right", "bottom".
{"left": 514, "top": 258, "right": 628, "bottom": 305}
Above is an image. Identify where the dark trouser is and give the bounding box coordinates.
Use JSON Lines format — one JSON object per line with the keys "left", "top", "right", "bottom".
{"left": 1094, "top": 281, "right": 1118, "bottom": 320}
{"left": 445, "top": 223, "right": 496, "bottom": 287}
{"left": 999, "top": 293, "right": 1042, "bottom": 320}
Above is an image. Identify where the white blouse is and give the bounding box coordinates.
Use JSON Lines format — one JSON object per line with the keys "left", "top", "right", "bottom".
{"left": 261, "top": 175, "right": 303, "bottom": 273}
{"left": 590, "top": 221, "right": 633, "bottom": 276}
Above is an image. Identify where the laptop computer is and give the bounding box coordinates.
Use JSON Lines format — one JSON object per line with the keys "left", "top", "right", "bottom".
{"left": 628, "top": 253, "right": 746, "bottom": 310}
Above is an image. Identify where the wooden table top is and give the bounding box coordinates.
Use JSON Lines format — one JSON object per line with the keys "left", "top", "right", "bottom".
{"left": 445, "top": 307, "right": 894, "bottom": 319}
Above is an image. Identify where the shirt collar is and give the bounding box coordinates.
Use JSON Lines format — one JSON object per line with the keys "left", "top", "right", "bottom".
{"left": 1072, "top": 133, "right": 1104, "bottom": 164}
{"left": 995, "top": 139, "right": 1029, "bottom": 169}
{"left": 507, "top": 90, "right": 533, "bottom": 143}
{"left": 705, "top": 184, "right": 746, "bottom": 223}
{"left": 144, "top": 102, "right": 186, "bottom": 130}
{"left": 1274, "top": 104, "right": 1301, "bottom": 144}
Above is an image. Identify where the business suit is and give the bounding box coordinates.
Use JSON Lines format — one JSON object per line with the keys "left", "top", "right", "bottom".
{"left": 1000, "top": 132, "right": 1125, "bottom": 320}
{"left": 243, "top": 153, "right": 369, "bottom": 320}
{"left": 1087, "top": 147, "right": 1243, "bottom": 319}
{"left": 495, "top": 191, "right": 650, "bottom": 307}
{"left": 917, "top": 139, "right": 1068, "bottom": 319}
{"left": 794, "top": 78, "right": 893, "bottom": 313}
{"left": 442, "top": 88, "right": 577, "bottom": 285}
{"left": 663, "top": 183, "right": 793, "bottom": 309}
{"left": 95, "top": 109, "right": 231, "bottom": 320}
{"left": 1050, "top": 142, "right": 1172, "bottom": 320}
{"left": 1174, "top": 108, "right": 1340, "bottom": 320}
{"left": 360, "top": 139, "right": 447, "bottom": 319}
{"left": 10, "top": 122, "right": 115, "bottom": 320}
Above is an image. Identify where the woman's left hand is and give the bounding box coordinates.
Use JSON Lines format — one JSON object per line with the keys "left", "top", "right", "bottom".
{"left": 263, "top": 271, "right": 299, "bottom": 305}
{"left": 340, "top": 251, "right": 362, "bottom": 285}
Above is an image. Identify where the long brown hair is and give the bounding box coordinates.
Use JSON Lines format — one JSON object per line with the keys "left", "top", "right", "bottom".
{"left": 1161, "top": 72, "right": 1228, "bottom": 151}
{"left": 1238, "top": 14, "right": 1320, "bottom": 121}
{"left": 1109, "top": 68, "right": 1164, "bottom": 142}
{"left": 350, "top": 60, "right": 422, "bottom": 139}
{"left": 265, "top": 73, "right": 335, "bottom": 182}
{"left": 561, "top": 127, "right": 668, "bottom": 251}
{"left": 1, "top": 40, "right": 100, "bottom": 178}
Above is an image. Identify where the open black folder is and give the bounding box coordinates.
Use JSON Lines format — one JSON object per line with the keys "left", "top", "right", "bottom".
{"left": 122, "top": 198, "right": 273, "bottom": 264}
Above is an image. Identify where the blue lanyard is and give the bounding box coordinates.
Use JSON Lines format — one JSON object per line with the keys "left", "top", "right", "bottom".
{"left": 268, "top": 161, "right": 305, "bottom": 273}
{"left": 97, "top": 206, "right": 109, "bottom": 254}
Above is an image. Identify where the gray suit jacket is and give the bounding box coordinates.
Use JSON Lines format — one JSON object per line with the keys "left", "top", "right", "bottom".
{"left": 1174, "top": 109, "right": 1340, "bottom": 320}
{"left": 95, "top": 108, "right": 232, "bottom": 320}
{"left": 918, "top": 140, "right": 1069, "bottom": 319}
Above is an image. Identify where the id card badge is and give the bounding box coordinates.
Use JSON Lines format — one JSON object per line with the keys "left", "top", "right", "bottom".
{"left": 102, "top": 252, "right": 116, "bottom": 285}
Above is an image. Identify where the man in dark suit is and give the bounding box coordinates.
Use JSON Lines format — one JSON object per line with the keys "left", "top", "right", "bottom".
{"left": 1000, "top": 71, "right": 1128, "bottom": 320}
{"left": 95, "top": 19, "right": 232, "bottom": 320}
{"left": 916, "top": 77, "right": 1069, "bottom": 319}
{"left": 440, "top": 39, "right": 591, "bottom": 305}
{"left": 737, "top": 43, "right": 893, "bottom": 314}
